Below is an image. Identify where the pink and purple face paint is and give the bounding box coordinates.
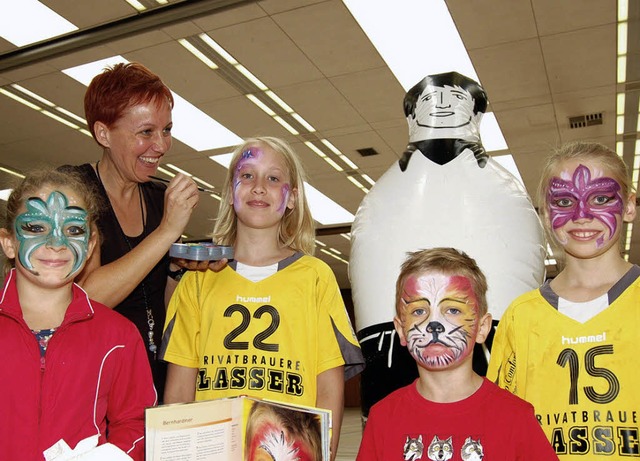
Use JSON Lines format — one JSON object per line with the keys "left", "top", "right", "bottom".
{"left": 232, "top": 146, "right": 291, "bottom": 214}
{"left": 547, "top": 164, "right": 624, "bottom": 248}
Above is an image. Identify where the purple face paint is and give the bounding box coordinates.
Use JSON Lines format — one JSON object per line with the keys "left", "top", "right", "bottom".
{"left": 278, "top": 184, "right": 291, "bottom": 213}
{"left": 234, "top": 147, "right": 261, "bottom": 185}
{"left": 233, "top": 147, "right": 262, "bottom": 208}
{"left": 547, "top": 164, "right": 624, "bottom": 248}
{"left": 231, "top": 146, "right": 292, "bottom": 219}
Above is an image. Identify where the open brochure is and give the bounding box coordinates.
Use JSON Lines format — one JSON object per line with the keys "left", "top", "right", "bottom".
{"left": 145, "top": 396, "right": 331, "bottom": 461}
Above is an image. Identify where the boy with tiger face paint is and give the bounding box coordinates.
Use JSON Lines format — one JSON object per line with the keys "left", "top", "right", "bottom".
{"left": 357, "top": 248, "right": 557, "bottom": 461}
{"left": 394, "top": 249, "right": 491, "bottom": 376}
{"left": 396, "top": 272, "right": 485, "bottom": 371}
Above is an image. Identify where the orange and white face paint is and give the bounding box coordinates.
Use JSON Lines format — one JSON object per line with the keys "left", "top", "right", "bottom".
{"left": 395, "top": 272, "right": 481, "bottom": 371}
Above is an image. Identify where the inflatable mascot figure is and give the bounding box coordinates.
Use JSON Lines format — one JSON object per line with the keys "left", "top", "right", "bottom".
{"left": 349, "top": 71, "right": 546, "bottom": 416}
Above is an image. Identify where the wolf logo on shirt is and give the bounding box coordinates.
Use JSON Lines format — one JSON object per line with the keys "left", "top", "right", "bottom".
{"left": 403, "top": 435, "right": 424, "bottom": 460}
{"left": 460, "top": 436, "right": 484, "bottom": 460}
{"left": 427, "top": 435, "right": 453, "bottom": 461}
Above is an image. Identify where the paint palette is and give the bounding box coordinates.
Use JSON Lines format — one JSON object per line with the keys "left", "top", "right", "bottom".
{"left": 170, "top": 243, "right": 234, "bottom": 261}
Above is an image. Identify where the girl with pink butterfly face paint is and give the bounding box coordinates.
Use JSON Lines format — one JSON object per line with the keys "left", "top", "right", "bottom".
{"left": 487, "top": 143, "right": 640, "bottom": 459}
{"left": 538, "top": 143, "right": 636, "bottom": 282}
{"left": 547, "top": 164, "right": 625, "bottom": 253}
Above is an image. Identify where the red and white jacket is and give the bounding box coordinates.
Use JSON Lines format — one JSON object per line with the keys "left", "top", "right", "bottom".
{"left": 0, "top": 269, "right": 157, "bottom": 460}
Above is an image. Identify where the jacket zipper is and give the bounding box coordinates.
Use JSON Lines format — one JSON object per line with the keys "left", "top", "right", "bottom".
{"left": 39, "top": 353, "right": 45, "bottom": 429}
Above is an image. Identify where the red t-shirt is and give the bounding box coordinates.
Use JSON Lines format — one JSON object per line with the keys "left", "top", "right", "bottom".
{"left": 357, "top": 378, "right": 558, "bottom": 461}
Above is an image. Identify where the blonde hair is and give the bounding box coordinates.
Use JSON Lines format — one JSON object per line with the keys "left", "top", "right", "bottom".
{"left": 537, "top": 141, "right": 634, "bottom": 239}
{"left": 395, "top": 247, "right": 488, "bottom": 316}
{"left": 212, "top": 137, "right": 316, "bottom": 254}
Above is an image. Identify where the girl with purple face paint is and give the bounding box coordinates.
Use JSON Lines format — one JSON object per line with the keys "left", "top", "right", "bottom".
{"left": 161, "top": 137, "right": 364, "bottom": 461}
{"left": 488, "top": 142, "right": 640, "bottom": 459}
{"left": 0, "top": 169, "right": 156, "bottom": 461}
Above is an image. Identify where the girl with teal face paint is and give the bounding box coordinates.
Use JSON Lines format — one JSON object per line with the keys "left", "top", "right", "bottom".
{"left": 0, "top": 169, "right": 156, "bottom": 460}
{"left": 1, "top": 171, "right": 99, "bottom": 284}
{"left": 15, "top": 190, "right": 90, "bottom": 277}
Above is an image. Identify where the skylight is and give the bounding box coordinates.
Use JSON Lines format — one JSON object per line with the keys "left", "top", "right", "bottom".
{"left": 180, "top": 32, "right": 372, "bottom": 192}
{"left": 343, "top": 0, "right": 478, "bottom": 88}
{"left": 480, "top": 113, "right": 508, "bottom": 152}
{"left": 0, "top": 0, "right": 78, "bottom": 47}
{"left": 343, "top": 0, "right": 506, "bottom": 153}
{"left": 62, "top": 56, "right": 242, "bottom": 151}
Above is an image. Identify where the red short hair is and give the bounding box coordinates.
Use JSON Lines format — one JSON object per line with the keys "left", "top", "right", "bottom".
{"left": 84, "top": 62, "right": 173, "bottom": 144}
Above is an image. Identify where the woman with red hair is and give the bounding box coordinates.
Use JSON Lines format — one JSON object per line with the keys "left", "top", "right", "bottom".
{"left": 63, "top": 62, "right": 200, "bottom": 398}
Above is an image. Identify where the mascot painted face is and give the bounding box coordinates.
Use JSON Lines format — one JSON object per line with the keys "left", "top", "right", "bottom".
{"left": 349, "top": 71, "right": 545, "bottom": 416}
{"left": 404, "top": 73, "right": 487, "bottom": 143}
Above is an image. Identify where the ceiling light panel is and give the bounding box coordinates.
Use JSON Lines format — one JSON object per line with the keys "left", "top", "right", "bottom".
{"left": 320, "top": 248, "right": 348, "bottom": 264}
{"left": 343, "top": 0, "right": 508, "bottom": 153}
{"left": 178, "top": 39, "right": 218, "bottom": 69}
{"left": 0, "top": 85, "right": 90, "bottom": 137}
{"left": 0, "top": 0, "right": 78, "bottom": 47}
{"left": 182, "top": 33, "right": 371, "bottom": 197}
{"left": 272, "top": 116, "right": 299, "bottom": 135}
{"left": 124, "top": 0, "right": 171, "bottom": 11}
{"left": 0, "top": 166, "right": 25, "bottom": 178}
{"left": 124, "top": 0, "right": 146, "bottom": 11}
{"left": 343, "top": 0, "right": 478, "bottom": 89}
{"left": 165, "top": 164, "right": 192, "bottom": 176}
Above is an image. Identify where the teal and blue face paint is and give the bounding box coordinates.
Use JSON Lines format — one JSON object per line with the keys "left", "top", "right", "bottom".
{"left": 14, "top": 191, "right": 90, "bottom": 277}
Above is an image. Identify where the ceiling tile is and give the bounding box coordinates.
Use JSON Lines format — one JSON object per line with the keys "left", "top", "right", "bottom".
{"left": 496, "top": 103, "right": 559, "bottom": 150}
{"left": 271, "top": 0, "right": 387, "bottom": 77}
{"left": 128, "top": 40, "right": 242, "bottom": 104}
{"left": 446, "top": 0, "right": 537, "bottom": 49}
{"left": 276, "top": 79, "right": 366, "bottom": 132}
{"left": 41, "top": 0, "right": 134, "bottom": 29}
{"left": 541, "top": 24, "right": 616, "bottom": 95}
{"left": 192, "top": 2, "right": 268, "bottom": 30}
{"left": 105, "top": 30, "right": 175, "bottom": 55}
{"left": 532, "top": 0, "right": 616, "bottom": 36}
{"left": 257, "top": 0, "right": 328, "bottom": 15}
{"left": 469, "top": 38, "right": 550, "bottom": 104}
{"left": 209, "top": 16, "right": 324, "bottom": 87}
{"left": 198, "top": 94, "right": 292, "bottom": 142}
{"left": 330, "top": 67, "right": 405, "bottom": 124}
{"left": 161, "top": 20, "right": 206, "bottom": 41}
